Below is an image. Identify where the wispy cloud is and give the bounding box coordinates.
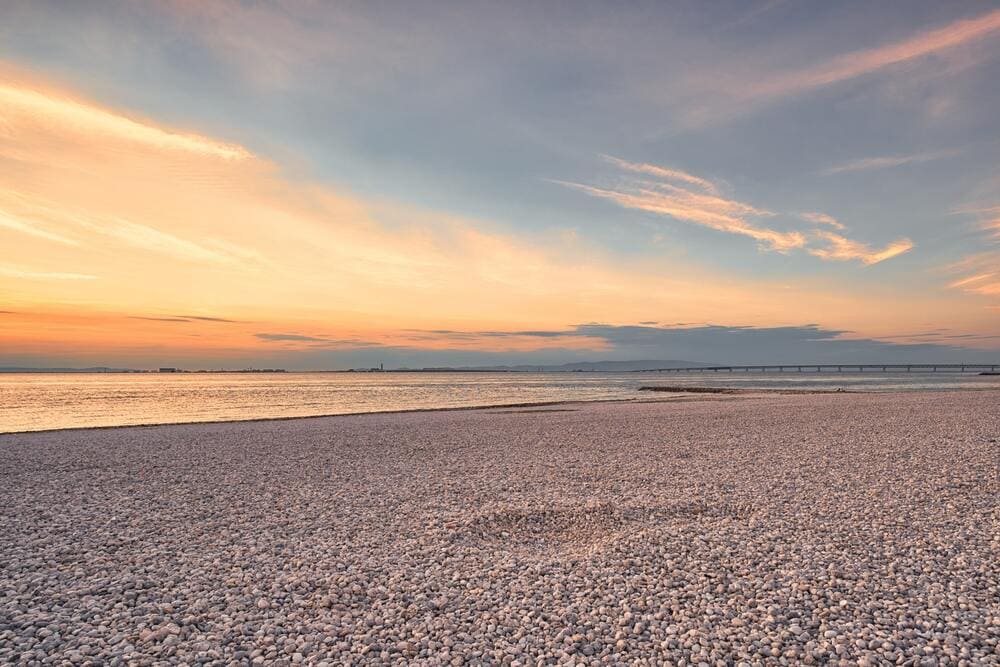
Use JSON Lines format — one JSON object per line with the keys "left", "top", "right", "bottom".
{"left": 759, "top": 10, "right": 1000, "bottom": 94}
{"left": 980, "top": 213, "right": 1000, "bottom": 239}
{"left": 557, "top": 157, "right": 804, "bottom": 252}
{"left": 945, "top": 252, "right": 1000, "bottom": 297}
{"left": 724, "top": 0, "right": 792, "bottom": 30}
{"left": 254, "top": 332, "right": 383, "bottom": 348}
{"left": 684, "top": 8, "right": 1000, "bottom": 125}
{"left": 944, "top": 207, "right": 1000, "bottom": 298}
{"left": 562, "top": 157, "right": 912, "bottom": 263}
{"left": 0, "top": 188, "right": 254, "bottom": 265}
{"left": 256, "top": 332, "right": 329, "bottom": 342}
{"left": 749, "top": 9, "right": 1000, "bottom": 100}
{"left": 599, "top": 155, "right": 719, "bottom": 194}
{"left": 183, "top": 315, "right": 239, "bottom": 323}
{"left": 823, "top": 151, "right": 957, "bottom": 175}
{"left": 130, "top": 315, "right": 239, "bottom": 323}
{"left": 0, "top": 208, "right": 80, "bottom": 246}
{"left": 0, "top": 77, "right": 251, "bottom": 160}
{"left": 954, "top": 205, "right": 1000, "bottom": 215}
{"left": 79, "top": 216, "right": 242, "bottom": 264}
{"left": 0, "top": 265, "right": 96, "bottom": 281}
{"left": 799, "top": 212, "right": 846, "bottom": 231}
{"left": 807, "top": 231, "right": 914, "bottom": 265}
{"left": 951, "top": 204, "right": 1000, "bottom": 238}
{"left": 130, "top": 316, "right": 192, "bottom": 323}
{"left": 949, "top": 272, "right": 997, "bottom": 289}
{"left": 800, "top": 213, "right": 913, "bottom": 265}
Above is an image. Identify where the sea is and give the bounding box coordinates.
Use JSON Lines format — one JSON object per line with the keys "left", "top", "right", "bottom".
{"left": 1, "top": 370, "right": 998, "bottom": 433}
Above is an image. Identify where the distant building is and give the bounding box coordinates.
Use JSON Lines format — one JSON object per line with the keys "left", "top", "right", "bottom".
{"left": 158, "top": 367, "right": 178, "bottom": 373}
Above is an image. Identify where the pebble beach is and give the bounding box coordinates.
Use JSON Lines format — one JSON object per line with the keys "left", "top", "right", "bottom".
{"left": 1, "top": 390, "right": 998, "bottom": 666}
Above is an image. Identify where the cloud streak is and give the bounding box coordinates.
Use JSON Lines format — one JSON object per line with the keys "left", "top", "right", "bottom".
{"left": 256, "top": 333, "right": 329, "bottom": 342}
{"left": 0, "top": 188, "right": 255, "bottom": 265}
{"left": 562, "top": 157, "right": 912, "bottom": 263}
{"left": 945, "top": 252, "right": 1000, "bottom": 297}
{"left": 79, "top": 216, "right": 244, "bottom": 264}
{"left": 756, "top": 10, "right": 1000, "bottom": 95}
{"left": 799, "top": 212, "right": 846, "bottom": 231}
{"left": 0, "top": 76, "right": 251, "bottom": 160}
{"left": 131, "top": 315, "right": 239, "bottom": 323}
{"left": 557, "top": 157, "right": 804, "bottom": 252}
{"left": 682, "top": 8, "right": 1000, "bottom": 126}
{"left": 944, "top": 207, "right": 1000, "bottom": 299}
{"left": 807, "top": 231, "right": 914, "bottom": 266}
{"left": 0, "top": 207, "right": 80, "bottom": 246}
{"left": 599, "top": 155, "right": 719, "bottom": 194}
{"left": 823, "top": 151, "right": 957, "bottom": 175}
{"left": 746, "top": 9, "right": 1000, "bottom": 102}
{"left": 0, "top": 265, "right": 96, "bottom": 281}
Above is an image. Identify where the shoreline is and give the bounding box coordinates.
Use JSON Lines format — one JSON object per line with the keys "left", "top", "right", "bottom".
{"left": 3, "top": 386, "right": 1000, "bottom": 436}
{"left": 3, "top": 394, "right": 753, "bottom": 436}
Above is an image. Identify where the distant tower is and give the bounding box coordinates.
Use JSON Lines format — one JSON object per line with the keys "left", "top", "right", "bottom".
{"left": 380, "top": 362, "right": 384, "bottom": 371}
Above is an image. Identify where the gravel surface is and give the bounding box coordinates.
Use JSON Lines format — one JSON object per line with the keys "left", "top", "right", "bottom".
{"left": 1, "top": 390, "right": 998, "bottom": 666}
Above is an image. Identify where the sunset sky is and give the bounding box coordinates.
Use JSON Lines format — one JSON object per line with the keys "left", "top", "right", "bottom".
{"left": 1, "top": 1, "right": 998, "bottom": 369}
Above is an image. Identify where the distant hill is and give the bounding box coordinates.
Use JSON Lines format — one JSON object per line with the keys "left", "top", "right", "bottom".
{"left": 0, "top": 367, "right": 140, "bottom": 373}
{"left": 405, "top": 360, "right": 711, "bottom": 372}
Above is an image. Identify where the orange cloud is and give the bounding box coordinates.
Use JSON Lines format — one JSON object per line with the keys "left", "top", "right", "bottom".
{"left": 945, "top": 252, "right": 1000, "bottom": 298}
{"left": 683, "top": 8, "right": 1000, "bottom": 125}
{"left": 556, "top": 158, "right": 806, "bottom": 253}
{"left": 754, "top": 9, "right": 1000, "bottom": 96}
{"left": 949, "top": 272, "right": 996, "bottom": 289}
{"left": 822, "top": 151, "right": 957, "bottom": 175}
{"left": 562, "top": 159, "right": 912, "bottom": 262}
{"left": 942, "top": 208, "right": 1000, "bottom": 299}
{"left": 951, "top": 205, "right": 1000, "bottom": 240}
{"left": 800, "top": 212, "right": 846, "bottom": 231}
{"left": 0, "top": 206, "right": 80, "bottom": 246}
{"left": 0, "top": 73, "right": 251, "bottom": 160}
{"left": 985, "top": 217, "right": 1000, "bottom": 239}
{"left": 0, "top": 265, "right": 97, "bottom": 281}
{"left": 807, "top": 231, "right": 914, "bottom": 265}
{"left": 599, "top": 155, "right": 719, "bottom": 194}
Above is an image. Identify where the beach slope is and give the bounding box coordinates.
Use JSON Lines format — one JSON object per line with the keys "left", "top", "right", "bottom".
{"left": 1, "top": 391, "right": 998, "bottom": 664}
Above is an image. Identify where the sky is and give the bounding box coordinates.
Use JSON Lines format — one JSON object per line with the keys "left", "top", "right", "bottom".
{"left": 0, "top": 0, "right": 998, "bottom": 369}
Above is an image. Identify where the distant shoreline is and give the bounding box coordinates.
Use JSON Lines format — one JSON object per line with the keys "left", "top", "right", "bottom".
{"left": 2, "top": 366, "right": 998, "bottom": 374}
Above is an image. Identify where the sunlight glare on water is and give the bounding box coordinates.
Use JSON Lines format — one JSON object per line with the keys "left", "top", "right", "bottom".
{"left": 0, "top": 371, "right": 997, "bottom": 433}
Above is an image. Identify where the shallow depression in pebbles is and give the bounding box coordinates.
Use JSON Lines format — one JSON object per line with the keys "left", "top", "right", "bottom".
{"left": 458, "top": 502, "right": 746, "bottom": 558}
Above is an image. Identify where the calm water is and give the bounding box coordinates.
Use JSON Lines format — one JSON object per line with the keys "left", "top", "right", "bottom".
{"left": 1, "top": 371, "right": 997, "bottom": 433}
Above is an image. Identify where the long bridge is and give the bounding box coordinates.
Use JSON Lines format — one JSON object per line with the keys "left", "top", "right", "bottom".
{"left": 638, "top": 363, "right": 999, "bottom": 373}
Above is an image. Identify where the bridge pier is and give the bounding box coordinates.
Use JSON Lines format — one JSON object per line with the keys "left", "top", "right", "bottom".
{"left": 644, "top": 363, "right": 998, "bottom": 374}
